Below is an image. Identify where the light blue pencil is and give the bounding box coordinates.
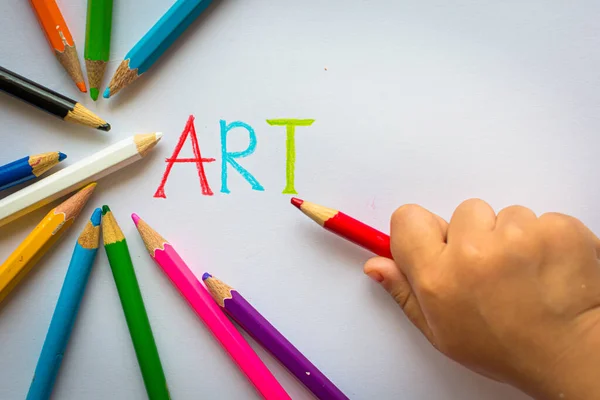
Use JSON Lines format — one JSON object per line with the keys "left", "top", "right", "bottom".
{"left": 27, "top": 208, "right": 102, "bottom": 400}
{"left": 103, "top": 0, "right": 213, "bottom": 98}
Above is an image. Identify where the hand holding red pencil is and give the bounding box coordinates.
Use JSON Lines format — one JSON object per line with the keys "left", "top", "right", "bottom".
{"left": 364, "top": 199, "right": 600, "bottom": 400}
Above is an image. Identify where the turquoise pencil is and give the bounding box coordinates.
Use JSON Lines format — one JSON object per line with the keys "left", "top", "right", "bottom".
{"left": 27, "top": 208, "right": 102, "bottom": 400}
{"left": 104, "top": 0, "right": 213, "bottom": 98}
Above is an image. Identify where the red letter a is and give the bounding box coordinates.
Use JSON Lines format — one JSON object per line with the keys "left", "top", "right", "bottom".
{"left": 154, "top": 115, "right": 216, "bottom": 198}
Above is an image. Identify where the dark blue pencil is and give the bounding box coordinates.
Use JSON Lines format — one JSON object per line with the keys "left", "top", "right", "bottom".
{"left": 0, "top": 152, "right": 66, "bottom": 192}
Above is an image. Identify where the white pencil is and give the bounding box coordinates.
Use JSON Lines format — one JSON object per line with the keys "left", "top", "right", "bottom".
{"left": 0, "top": 133, "right": 162, "bottom": 227}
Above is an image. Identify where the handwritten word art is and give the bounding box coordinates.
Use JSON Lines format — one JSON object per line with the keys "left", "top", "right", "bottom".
{"left": 154, "top": 115, "right": 315, "bottom": 198}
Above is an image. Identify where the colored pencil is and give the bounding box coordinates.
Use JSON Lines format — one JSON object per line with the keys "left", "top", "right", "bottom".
{"left": 132, "top": 214, "right": 291, "bottom": 400}
{"left": 0, "top": 152, "right": 66, "bottom": 192}
{"left": 0, "top": 66, "right": 110, "bottom": 131}
{"left": 30, "top": 0, "right": 87, "bottom": 92}
{"left": 291, "top": 198, "right": 392, "bottom": 258}
{"left": 0, "top": 183, "right": 96, "bottom": 304}
{"left": 85, "top": 0, "right": 114, "bottom": 101}
{"left": 27, "top": 208, "right": 102, "bottom": 400}
{"left": 104, "top": 0, "right": 214, "bottom": 98}
{"left": 204, "top": 273, "right": 349, "bottom": 400}
{"left": 0, "top": 133, "right": 162, "bottom": 228}
{"left": 102, "top": 206, "right": 170, "bottom": 400}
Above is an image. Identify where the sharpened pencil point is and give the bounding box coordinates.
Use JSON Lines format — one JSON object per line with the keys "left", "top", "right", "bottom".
{"left": 291, "top": 197, "right": 304, "bottom": 209}
{"left": 76, "top": 81, "right": 87, "bottom": 93}
{"left": 91, "top": 208, "right": 102, "bottom": 226}
{"left": 101, "top": 205, "right": 111, "bottom": 215}
{"left": 202, "top": 273, "right": 212, "bottom": 281}
{"left": 131, "top": 213, "right": 140, "bottom": 225}
{"left": 58, "top": 152, "right": 67, "bottom": 162}
{"left": 103, "top": 88, "right": 110, "bottom": 98}
{"left": 90, "top": 88, "right": 99, "bottom": 101}
{"left": 98, "top": 123, "right": 111, "bottom": 132}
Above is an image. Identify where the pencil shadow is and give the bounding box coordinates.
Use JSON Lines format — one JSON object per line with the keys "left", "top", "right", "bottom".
{"left": 0, "top": 95, "right": 110, "bottom": 144}
{"left": 298, "top": 224, "right": 374, "bottom": 269}
{"left": 106, "top": 0, "right": 227, "bottom": 110}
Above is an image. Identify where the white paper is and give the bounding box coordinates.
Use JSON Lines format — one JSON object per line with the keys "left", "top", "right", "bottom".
{"left": 1, "top": 0, "right": 598, "bottom": 399}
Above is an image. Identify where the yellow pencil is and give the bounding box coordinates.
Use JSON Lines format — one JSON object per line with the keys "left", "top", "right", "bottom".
{"left": 0, "top": 183, "right": 96, "bottom": 304}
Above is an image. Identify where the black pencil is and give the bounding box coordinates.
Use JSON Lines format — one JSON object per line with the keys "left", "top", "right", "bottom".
{"left": 0, "top": 66, "right": 110, "bottom": 132}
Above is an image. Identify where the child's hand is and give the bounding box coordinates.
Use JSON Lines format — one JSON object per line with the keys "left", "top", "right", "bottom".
{"left": 364, "top": 199, "right": 600, "bottom": 400}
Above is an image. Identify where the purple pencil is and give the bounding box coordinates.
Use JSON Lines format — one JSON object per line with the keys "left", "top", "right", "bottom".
{"left": 202, "top": 273, "right": 349, "bottom": 400}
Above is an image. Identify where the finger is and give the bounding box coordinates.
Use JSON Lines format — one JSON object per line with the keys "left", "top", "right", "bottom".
{"left": 493, "top": 203, "right": 536, "bottom": 233}
{"left": 495, "top": 205, "right": 537, "bottom": 231}
{"left": 364, "top": 257, "right": 435, "bottom": 342}
{"left": 447, "top": 199, "right": 496, "bottom": 243}
{"left": 493, "top": 206, "right": 540, "bottom": 258}
{"left": 390, "top": 204, "right": 447, "bottom": 277}
{"left": 540, "top": 212, "right": 600, "bottom": 262}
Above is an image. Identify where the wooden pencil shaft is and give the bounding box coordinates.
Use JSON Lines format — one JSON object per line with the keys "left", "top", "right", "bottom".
{"left": 0, "top": 153, "right": 63, "bottom": 191}
{"left": 105, "top": 0, "right": 213, "bottom": 97}
{"left": 0, "top": 66, "right": 75, "bottom": 119}
{"left": 85, "top": 0, "right": 113, "bottom": 61}
{"left": 220, "top": 290, "right": 349, "bottom": 400}
{"left": 0, "top": 215, "right": 67, "bottom": 304}
{"left": 30, "top": 0, "right": 86, "bottom": 91}
{"left": 0, "top": 184, "right": 95, "bottom": 304}
{"left": 27, "top": 243, "right": 97, "bottom": 400}
{"left": 105, "top": 238, "right": 170, "bottom": 400}
{"left": 132, "top": 216, "right": 292, "bottom": 399}
{"left": 27, "top": 211, "right": 101, "bottom": 400}
{"left": 0, "top": 156, "right": 33, "bottom": 191}
{"left": 30, "top": 0, "right": 74, "bottom": 51}
{"left": 0, "top": 135, "right": 158, "bottom": 228}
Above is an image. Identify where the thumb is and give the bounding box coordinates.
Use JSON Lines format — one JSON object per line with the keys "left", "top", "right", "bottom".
{"left": 364, "top": 257, "right": 435, "bottom": 343}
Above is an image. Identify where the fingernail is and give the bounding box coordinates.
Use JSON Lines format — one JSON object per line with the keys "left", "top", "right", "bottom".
{"left": 366, "top": 271, "right": 384, "bottom": 283}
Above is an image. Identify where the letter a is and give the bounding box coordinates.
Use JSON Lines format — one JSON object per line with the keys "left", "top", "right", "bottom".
{"left": 154, "top": 115, "right": 216, "bottom": 198}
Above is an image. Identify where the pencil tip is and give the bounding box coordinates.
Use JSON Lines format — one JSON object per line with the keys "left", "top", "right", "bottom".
{"left": 131, "top": 213, "right": 140, "bottom": 225}
{"left": 290, "top": 197, "right": 304, "bottom": 209}
{"left": 103, "top": 88, "right": 110, "bottom": 98}
{"left": 90, "top": 88, "right": 99, "bottom": 101}
{"left": 58, "top": 152, "right": 67, "bottom": 161}
{"left": 202, "top": 273, "right": 212, "bottom": 281}
{"left": 76, "top": 81, "right": 87, "bottom": 93}
{"left": 101, "top": 205, "right": 111, "bottom": 215}
{"left": 98, "top": 123, "right": 111, "bottom": 132}
{"left": 91, "top": 208, "right": 102, "bottom": 226}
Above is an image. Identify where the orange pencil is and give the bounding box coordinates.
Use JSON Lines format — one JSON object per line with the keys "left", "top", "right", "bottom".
{"left": 30, "top": 0, "right": 86, "bottom": 93}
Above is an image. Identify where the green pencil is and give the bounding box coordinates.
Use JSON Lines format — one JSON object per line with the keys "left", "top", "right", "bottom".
{"left": 84, "top": 0, "right": 113, "bottom": 101}
{"left": 102, "top": 206, "right": 171, "bottom": 400}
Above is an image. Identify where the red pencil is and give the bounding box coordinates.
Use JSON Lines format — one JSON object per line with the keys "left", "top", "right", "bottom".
{"left": 290, "top": 198, "right": 392, "bottom": 258}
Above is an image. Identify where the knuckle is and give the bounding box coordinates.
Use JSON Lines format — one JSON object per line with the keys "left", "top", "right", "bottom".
{"left": 539, "top": 212, "right": 581, "bottom": 240}
{"left": 500, "top": 225, "right": 540, "bottom": 263}
{"left": 391, "top": 204, "right": 423, "bottom": 225}
{"left": 501, "top": 222, "right": 528, "bottom": 245}
{"left": 499, "top": 205, "right": 535, "bottom": 218}
{"left": 456, "top": 241, "right": 486, "bottom": 266}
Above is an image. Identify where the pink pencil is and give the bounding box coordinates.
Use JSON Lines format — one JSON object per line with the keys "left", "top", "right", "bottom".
{"left": 131, "top": 213, "right": 291, "bottom": 400}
